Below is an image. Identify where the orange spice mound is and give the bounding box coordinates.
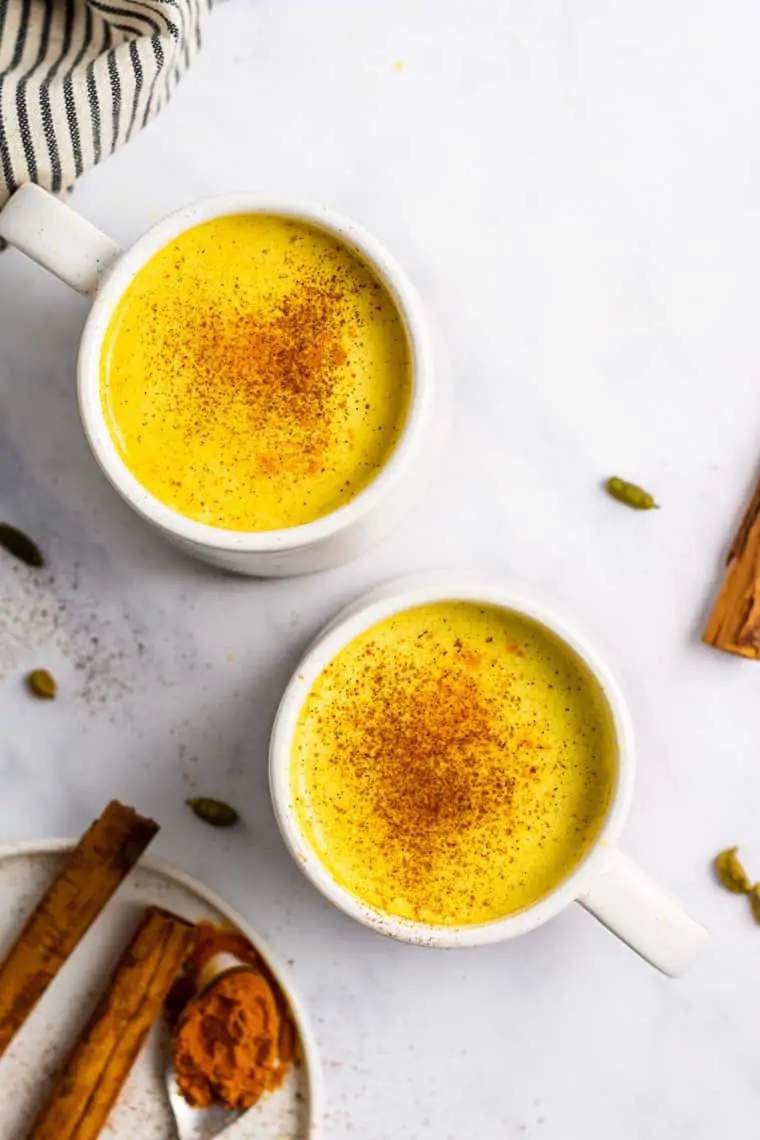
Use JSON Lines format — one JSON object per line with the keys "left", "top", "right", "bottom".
{"left": 172, "top": 969, "right": 285, "bottom": 1111}
{"left": 167, "top": 923, "right": 296, "bottom": 1111}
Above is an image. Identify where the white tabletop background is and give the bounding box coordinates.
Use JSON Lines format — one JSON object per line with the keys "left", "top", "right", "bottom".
{"left": 1, "top": 2, "right": 759, "bottom": 1137}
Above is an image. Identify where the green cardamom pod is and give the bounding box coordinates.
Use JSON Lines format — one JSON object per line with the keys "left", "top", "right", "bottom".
{"left": 0, "top": 523, "right": 44, "bottom": 567}
{"left": 605, "top": 477, "right": 658, "bottom": 511}
{"left": 185, "top": 797, "right": 239, "bottom": 828}
{"left": 26, "top": 669, "right": 57, "bottom": 700}
{"left": 750, "top": 885, "right": 760, "bottom": 926}
{"left": 714, "top": 846, "right": 752, "bottom": 894}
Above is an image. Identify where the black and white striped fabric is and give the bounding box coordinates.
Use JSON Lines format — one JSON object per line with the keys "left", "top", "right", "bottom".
{"left": 0, "top": 0, "right": 211, "bottom": 210}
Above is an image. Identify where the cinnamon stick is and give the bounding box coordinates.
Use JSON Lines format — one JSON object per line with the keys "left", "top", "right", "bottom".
{"left": 0, "top": 800, "right": 158, "bottom": 1057}
{"left": 27, "top": 906, "right": 195, "bottom": 1140}
{"left": 703, "top": 476, "right": 760, "bottom": 658}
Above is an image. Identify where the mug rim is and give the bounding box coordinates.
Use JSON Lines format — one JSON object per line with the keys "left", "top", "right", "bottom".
{"left": 76, "top": 194, "right": 435, "bottom": 553}
{"left": 269, "top": 576, "right": 636, "bottom": 948}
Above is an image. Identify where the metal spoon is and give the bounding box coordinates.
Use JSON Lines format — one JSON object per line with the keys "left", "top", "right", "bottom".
{"left": 166, "top": 951, "right": 255, "bottom": 1140}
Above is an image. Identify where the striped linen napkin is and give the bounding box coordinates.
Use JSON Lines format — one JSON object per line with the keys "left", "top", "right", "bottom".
{"left": 0, "top": 0, "right": 212, "bottom": 211}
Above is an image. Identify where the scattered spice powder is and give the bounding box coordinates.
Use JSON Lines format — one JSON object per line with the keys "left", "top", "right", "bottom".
{"left": 361, "top": 666, "right": 518, "bottom": 874}
{"left": 179, "top": 275, "right": 351, "bottom": 469}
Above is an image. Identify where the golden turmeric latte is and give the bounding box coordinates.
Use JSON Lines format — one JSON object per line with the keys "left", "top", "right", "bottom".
{"left": 100, "top": 214, "right": 411, "bottom": 531}
{"left": 292, "top": 602, "right": 617, "bottom": 926}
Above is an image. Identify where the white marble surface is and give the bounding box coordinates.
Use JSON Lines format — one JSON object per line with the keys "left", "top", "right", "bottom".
{"left": 1, "top": 2, "right": 760, "bottom": 1136}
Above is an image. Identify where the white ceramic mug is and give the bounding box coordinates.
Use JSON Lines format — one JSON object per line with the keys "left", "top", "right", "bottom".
{"left": 270, "top": 576, "right": 711, "bottom": 976}
{"left": 0, "top": 185, "right": 442, "bottom": 576}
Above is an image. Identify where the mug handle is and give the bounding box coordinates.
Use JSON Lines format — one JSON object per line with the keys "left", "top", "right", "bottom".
{"left": 578, "top": 847, "right": 711, "bottom": 977}
{"left": 0, "top": 184, "right": 122, "bottom": 298}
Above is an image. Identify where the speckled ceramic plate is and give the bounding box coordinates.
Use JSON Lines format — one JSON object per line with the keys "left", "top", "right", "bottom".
{"left": 0, "top": 842, "right": 322, "bottom": 1139}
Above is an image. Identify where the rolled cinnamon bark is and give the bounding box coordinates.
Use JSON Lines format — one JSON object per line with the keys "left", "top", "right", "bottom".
{"left": 0, "top": 800, "right": 158, "bottom": 1057}
{"left": 27, "top": 906, "right": 195, "bottom": 1140}
{"left": 703, "top": 476, "right": 760, "bottom": 659}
